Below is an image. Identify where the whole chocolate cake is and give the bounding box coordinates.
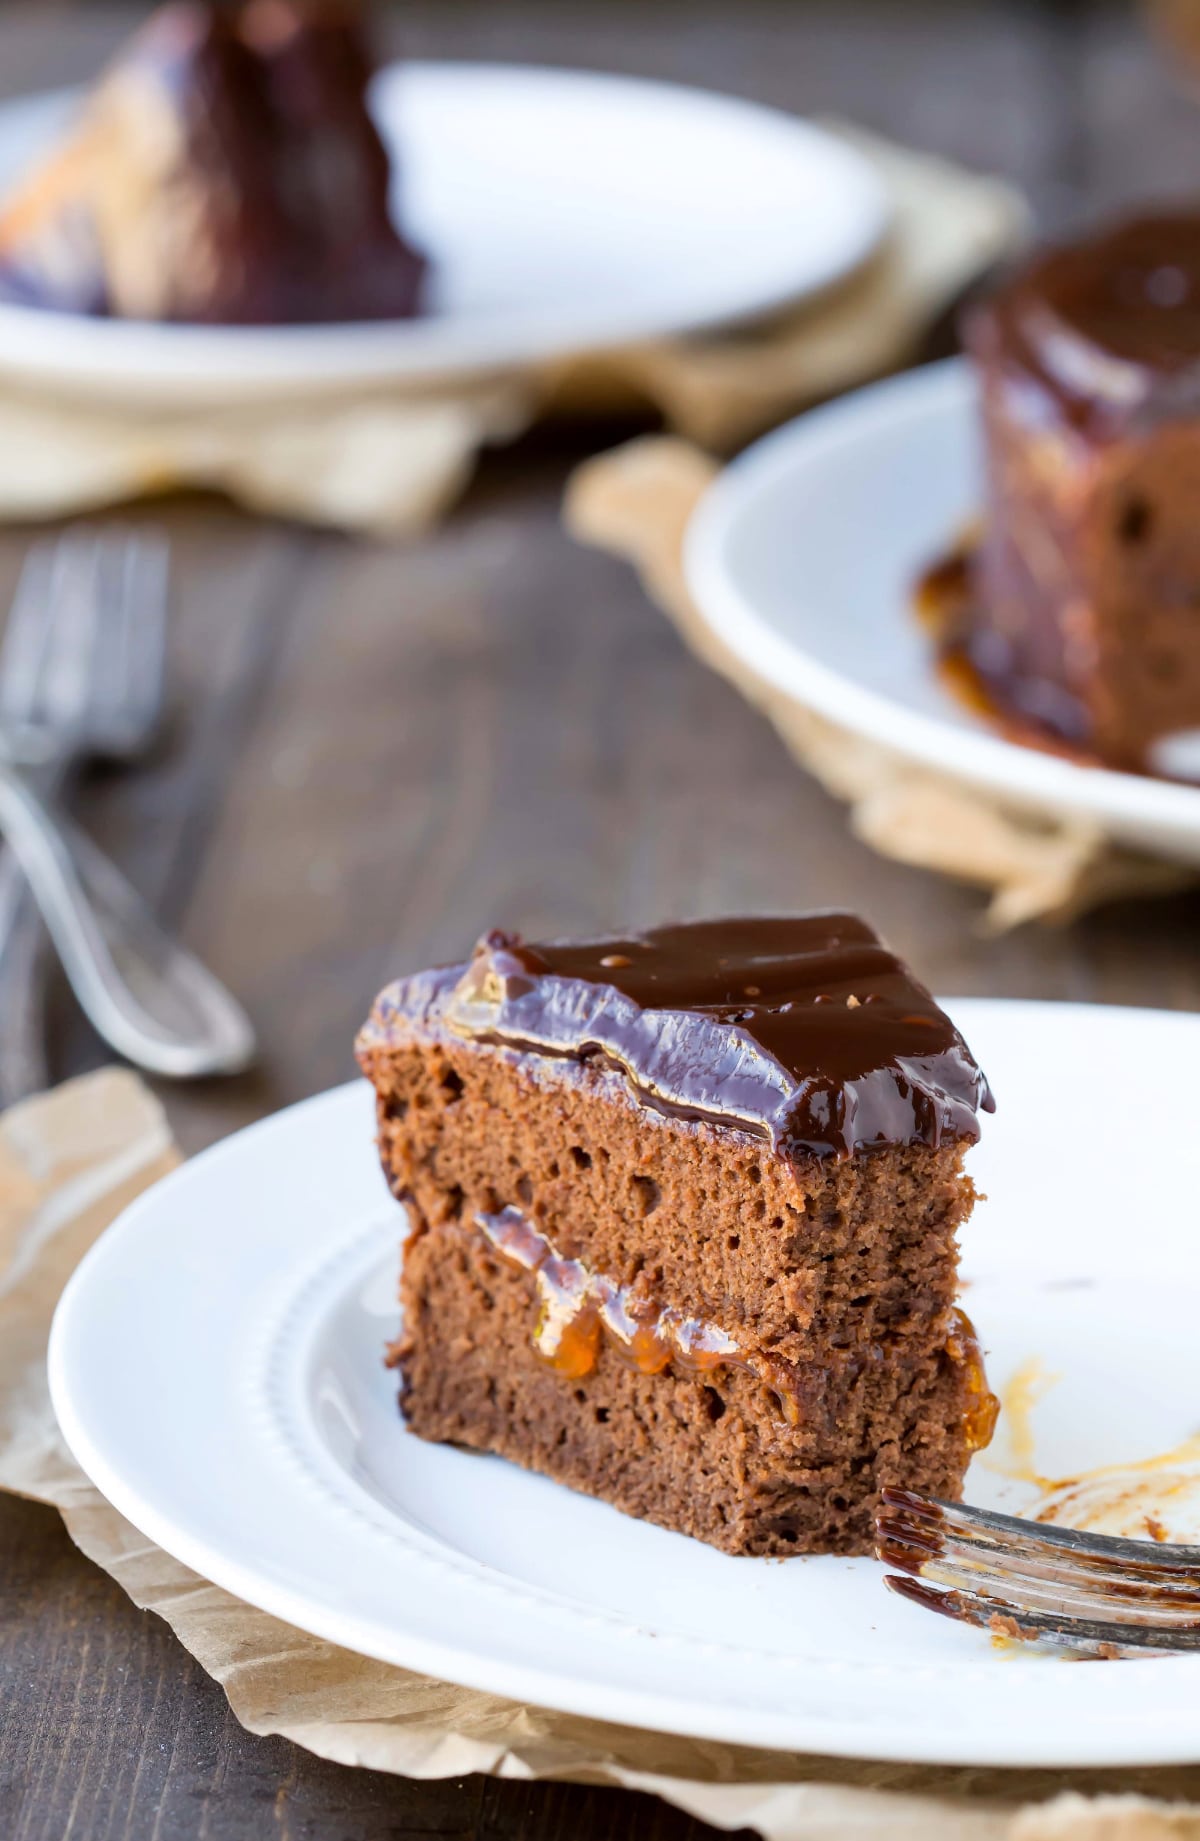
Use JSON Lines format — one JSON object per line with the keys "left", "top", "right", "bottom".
{"left": 357, "top": 915, "right": 996, "bottom": 1557}
{"left": 0, "top": 0, "right": 426, "bottom": 324}
{"left": 924, "top": 214, "right": 1200, "bottom": 774}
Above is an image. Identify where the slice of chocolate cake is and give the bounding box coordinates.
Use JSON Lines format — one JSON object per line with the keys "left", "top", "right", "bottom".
{"left": 356, "top": 915, "right": 996, "bottom": 1556}
{"left": 0, "top": 0, "right": 426, "bottom": 325}
{"left": 921, "top": 213, "right": 1200, "bottom": 775}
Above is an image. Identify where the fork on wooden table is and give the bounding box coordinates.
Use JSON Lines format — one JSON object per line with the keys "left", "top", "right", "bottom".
{"left": 0, "top": 530, "right": 256, "bottom": 1100}
{"left": 877, "top": 1487, "right": 1200, "bottom": 1656}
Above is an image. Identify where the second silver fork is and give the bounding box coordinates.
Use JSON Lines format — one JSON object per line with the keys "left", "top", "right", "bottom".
{"left": 0, "top": 535, "right": 167, "bottom": 1101}
{"left": 877, "top": 1485, "right": 1200, "bottom": 1656}
{"left": 0, "top": 531, "right": 256, "bottom": 1094}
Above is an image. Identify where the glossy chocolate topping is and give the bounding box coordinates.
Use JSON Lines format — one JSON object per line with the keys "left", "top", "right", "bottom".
{"left": 363, "top": 914, "right": 992, "bottom": 1160}
{"left": 972, "top": 213, "right": 1200, "bottom": 431}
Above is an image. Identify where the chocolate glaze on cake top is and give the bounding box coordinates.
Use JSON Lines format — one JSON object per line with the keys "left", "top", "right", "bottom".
{"left": 363, "top": 914, "right": 992, "bottom": 1161}
{"left": 972, "top": 213, "right": 1200, "bottom": 433}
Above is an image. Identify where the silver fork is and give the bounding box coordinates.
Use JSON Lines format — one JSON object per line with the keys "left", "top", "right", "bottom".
{"left": 876, "top": 1487, "right": 1200, "bottom": 1656}
{"left": 0, "top": 530, "right": 255, "bottom": 1090}
{"left": 0, "top": 534, "right": 167, "bottom": 1099}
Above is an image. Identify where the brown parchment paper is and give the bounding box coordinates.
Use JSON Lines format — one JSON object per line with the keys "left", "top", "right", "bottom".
{"left": 4, "top": 1068, "right": 1200, "bottom": 1837}
{"left": 563, "top": 436, "right": 1199, "bottom": 929}
{"left": 0, "top": 125, "right": 1025, "bottom": 535}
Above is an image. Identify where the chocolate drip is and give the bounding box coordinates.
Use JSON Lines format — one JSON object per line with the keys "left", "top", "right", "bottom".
{"left": 363, "top": 914, "right": 991, "bottom": 1161}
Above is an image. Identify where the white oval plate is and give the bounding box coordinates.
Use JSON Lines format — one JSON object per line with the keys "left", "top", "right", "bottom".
{"left": 0, "top": 63, "right": 887, "bottom": 404}
{"left": 684, "top": 358, "right": 1200, "bottom": 864}
{"left": 49, "top": 1000, "right": 1200, "bottom": 1767}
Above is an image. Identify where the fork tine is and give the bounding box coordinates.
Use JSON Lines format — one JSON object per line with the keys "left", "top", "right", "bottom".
{"left": 881, "top": 1488, "right": 1200, "bottom": 1575}
{"left": 55, "top": 528, "right": 169, "bottom": 758}
{"left": 878, "top": 1496, "right": 1200, "bottom": 1610}
{"left": 122, "top": 530, "right": 169, "bottom": 736}
{"left": 0, "top": 527, "right": 171, "bottom": 759}
{"left": 0, "top": 541, "right": 59, "bottom": 722}
{"left": 98, "top": 529, "right": 169, "bottom": 753}
{"left": 884, "top": 1573, "right": 1200, "bottom": 1656}
{"left": 76, "top": 535, "right": 120, "bottom": 732}
{"left": 877, "top": 1512, "right": 1200, "bottom": 1599}
{"left": 40, "top": 531, "right": 106, "bottom": 735}
{"left": 877, "top": 1488, "right": 1200, "bottom": 1646}
{"left": 878, "top": 1527, "right": 1200, "bottom": 1626}
{"left": 97, "top": 533, "right": 138, "bottom": 738}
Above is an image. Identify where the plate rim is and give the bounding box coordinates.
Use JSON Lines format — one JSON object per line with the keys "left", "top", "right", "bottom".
{"left": 46, "top": 999, "right": 1200, "bottom": 1768}
{"left": 0, "top": 60, "right": 890, "bottom": 401}
{"left": 682, "top": 356, "right": 1200, "bottom": 849}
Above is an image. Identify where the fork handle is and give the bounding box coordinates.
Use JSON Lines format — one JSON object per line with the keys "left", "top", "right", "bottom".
{"left": 0, "top": 764, "right": 256, "bottom": 1079}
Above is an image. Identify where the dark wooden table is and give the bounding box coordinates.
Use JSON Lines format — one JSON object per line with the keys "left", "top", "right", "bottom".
{"left": 4, "top": 4, "right": 1200, "bottom": 1836}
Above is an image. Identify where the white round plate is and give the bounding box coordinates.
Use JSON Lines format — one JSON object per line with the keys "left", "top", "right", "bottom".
{"left": 49, "top": 1000, "right": 1200, "bottom": 1767}
{"left": 0, "top": 63, "right": 887, "bottom": 403}
{"left": 685, "top": 358, "right": 1200, "bottom": 864}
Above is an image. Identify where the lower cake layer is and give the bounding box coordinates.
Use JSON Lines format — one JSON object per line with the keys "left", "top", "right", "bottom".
{"left": 394, "top": 1210, "right": 980, "bottom": 1557}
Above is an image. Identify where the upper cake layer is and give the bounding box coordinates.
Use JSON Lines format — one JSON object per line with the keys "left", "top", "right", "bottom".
{"left": 969, "top": 212, "right": 1200, "bottom": 433}
{"left": 359, "top": 914, "right": 992, "bottom": 1161}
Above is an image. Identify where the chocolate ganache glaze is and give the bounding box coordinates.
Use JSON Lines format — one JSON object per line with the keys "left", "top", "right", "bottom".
{"left": 362, "top": 914, "right": 992, "bottom": 1160}
{"left": 970, "top": 212, "right": 1200, "bottom": 438}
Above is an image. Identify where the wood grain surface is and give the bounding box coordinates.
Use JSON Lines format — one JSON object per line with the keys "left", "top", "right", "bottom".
{"left": 3, "top": 4, "right": 1199, "bottom": 1836}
